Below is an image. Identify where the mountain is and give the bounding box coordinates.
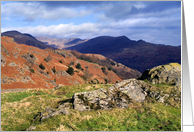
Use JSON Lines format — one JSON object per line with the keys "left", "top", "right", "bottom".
{"left": 1, "top": 31, "right": 54, "bottom": 49}
{"left": 70, "top": 50, "right": 141, "bottom": 79}
{"left": 1, "top": 36, "right": 138, "bottom": 90}
{"left": 66, "top": 36, "right": 181, "bottom": 73}
{"left": 35, "top": 36, "right": 88, "bottom": 49}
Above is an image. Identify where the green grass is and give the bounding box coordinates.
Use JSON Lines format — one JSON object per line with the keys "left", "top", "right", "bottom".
{"left": 1, "top": 84, "right": 181, "bottom": 131}
{"left": 1, "top": 91, "right": 35, "bottom": 105}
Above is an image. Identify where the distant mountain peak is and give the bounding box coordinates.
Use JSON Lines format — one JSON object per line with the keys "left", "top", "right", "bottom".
{"left": 1, "top": 30, "right": 55, "bottom": 49}
{"left": 1, "top": 30, "right": 22, "bottom": 36}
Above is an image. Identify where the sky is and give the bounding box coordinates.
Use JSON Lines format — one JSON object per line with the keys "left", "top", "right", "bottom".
{"left": 1, "top": 1, "right": 181, "bottom": 46}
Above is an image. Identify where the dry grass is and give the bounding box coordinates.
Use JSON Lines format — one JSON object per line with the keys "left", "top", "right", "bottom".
{"left": 1, "top": 84, "right": 181, "bottom": 131}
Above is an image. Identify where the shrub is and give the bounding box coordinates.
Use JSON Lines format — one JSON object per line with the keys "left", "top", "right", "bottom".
{"left": 75, "top": 70, "right": 79, "bottom": 73}
{"left": 39, "top": 63, "right": 45, "bottom": 70}
{"left": 76, "top": 63, "right": 82, "bottom": 69}
{"left": 70, "top": 61, "right": 74, "bottom": 66}
{"left": 47, "top": 71, "right": 49, "bottom": 74}
{"left": 91, "top": 79, "right": 99, "bottom": 84}
{"left": 101, "top": 67, "right": 106, "bottom": 72}
{"left": 52, "top": 66, "right": 56, "bottom": 73}
{"left": 101, "top": 67, "right": 108, "bottom": 75}
{"left": 108, "top": 67, "right": 112, "bottom": 71}
{"left": 29, "top": 69, "right": 35, "bottom": 73}
{"left": 67, "top": 67, "right": 74, "bottom": 75}
{"left": 104, "top": 78, "right": 108, "bottom": 84}
{"left": 30, "top": 54, "right": 34, "bottom": 58}
{"left": 54, "top": 78, "right": 56, "bottom": 82}
{"left": 59, "top": 60, "right": 63, "bottom": 63}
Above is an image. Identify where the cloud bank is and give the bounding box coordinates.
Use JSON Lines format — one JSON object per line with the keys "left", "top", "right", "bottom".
{"left": 1, "top": 1, "right": 181, "bottom": 46}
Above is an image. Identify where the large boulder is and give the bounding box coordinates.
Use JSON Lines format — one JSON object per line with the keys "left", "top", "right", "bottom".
{"left": 139, "top": 63, "right": 181, "bottom": 86}
{"left": 72, "top": 79, "right": 151, "bottom": 111}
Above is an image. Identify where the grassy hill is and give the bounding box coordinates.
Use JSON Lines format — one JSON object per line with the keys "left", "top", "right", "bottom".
{"left": 1, "top": 83, "right": 181, "bottom": 131}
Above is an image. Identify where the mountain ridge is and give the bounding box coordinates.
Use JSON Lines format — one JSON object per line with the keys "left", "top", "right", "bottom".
{"left": 1, "top": 30, "right": 54, "bottom": 50}
{"left": 66, "top": 35, "right": 181, "bottom": 72}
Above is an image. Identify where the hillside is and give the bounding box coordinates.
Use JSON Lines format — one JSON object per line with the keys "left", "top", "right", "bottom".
{"left": 1, "top": 36, "right": 123, "bottom": 90}
{"left": 71, "top": 50, "right": 141, "bottom": 79}
{"left": 66, "top": 36, "right": 181, "bottom": 72}
{"left": 1, "top": 31, "right": 54, "bottom": 49}
{"left": 1, "top": 63, "right": 181, "bottom": 131}
{"left": 35, "top": 36, "right": 88, "bottom": 49}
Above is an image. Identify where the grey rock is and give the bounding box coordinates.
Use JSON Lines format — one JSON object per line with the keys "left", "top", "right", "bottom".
{"left": 36, "top": 68, "right": 50, "bottom": 78}
{"left": 26, "top": 126, "right": 36, "bottom": 131}
{"left": 40, "top": 108, "right": 69, "bottom": 121}
{"left": 140, "top": 63, "right": 181, "bottom": 87}
{"left": 8, "top": 62, "right": 18, "bottom": 67}
{"left": 1, "top": 77, "right": 17, "bottom": 84}
{"left": 53, "top": 84, "right": 64, "bottom": 91}
{"left": 72, "top": 79, "right": 149, "bottom": 111}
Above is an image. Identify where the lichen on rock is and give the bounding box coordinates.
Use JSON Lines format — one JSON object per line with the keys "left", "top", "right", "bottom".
{"left": 139, "top": 63, "right": 181, "bottom": 86}
{"left": 72, "top": 79, "right": 149, "bottom": 111}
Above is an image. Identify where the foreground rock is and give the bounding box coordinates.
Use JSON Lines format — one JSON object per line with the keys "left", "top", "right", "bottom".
{"left": 140, "top": 63, "right": 181, "bottom": 86}
{"left": 72, "top": 79, "right": 151, "bottom": 111}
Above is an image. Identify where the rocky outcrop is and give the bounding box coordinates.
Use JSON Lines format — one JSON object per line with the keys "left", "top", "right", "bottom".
{"left": 72, "top": 79, "right": 150, "bottom": 111}
{"left": 1, "top": 75, "right": 34, "bottom": 84}
{"left": 1, "top": 44, "right": 9, "bottom": 56}
{"left": 1, "top": 54, "right": 7, "bottom": 66}
{"left": 140, "top": 63, "right": 181, "bottom": 86}
{"left": 54, "top": 50, "right": 73, "bottom": 58}
{"left": 34, "top": 107, "right": 70, "bottom": 122}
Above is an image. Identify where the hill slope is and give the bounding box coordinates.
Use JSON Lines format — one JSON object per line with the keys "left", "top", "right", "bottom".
{"left": 66, "top": 36, "right": 181, "bottom": 72}
{"left": 70, "top": 50, "right": 141, "bottom": 79}
{"left": 1, "top": 31, "right": 54, "bottom": 49}
{"left": 1, "top": 36, "right": 123, "bottom": 90}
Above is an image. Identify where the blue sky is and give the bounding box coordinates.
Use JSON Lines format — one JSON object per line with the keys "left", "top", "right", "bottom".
{"left": 1, "top": 1, "right": 181, "bottom": 46}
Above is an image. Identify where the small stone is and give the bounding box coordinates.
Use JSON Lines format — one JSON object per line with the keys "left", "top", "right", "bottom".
{"left": 157, "top": 97, "right": 165, "bottom": 103}
{"left": 26, "top": 126, "right": 36, "bottom": 131}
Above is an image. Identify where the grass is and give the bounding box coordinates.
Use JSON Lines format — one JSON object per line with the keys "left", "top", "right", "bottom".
{"left": 1, "top": 84, "right": 181, "bottom": 131}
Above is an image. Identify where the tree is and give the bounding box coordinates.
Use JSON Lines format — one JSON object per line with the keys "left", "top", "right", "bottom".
{"left": 101, "top": 67, "right": 108, "bottom": 75}
{"left": 76, "top": 63, "right": 82, "bottom": 69}
{"left": 39, "top": 63, "right": 45, "bottom": 70}
{"left": 70, "top": 61, "right": 74, "bottom": 66}
{"left": 67, "top": 67, "right": 74, "bottom": 75}
{"left": 52, "top": 66, "right": 56, "bottom": 73}
{"left": 108, "top": 67, "right": 112, "bottom": 71}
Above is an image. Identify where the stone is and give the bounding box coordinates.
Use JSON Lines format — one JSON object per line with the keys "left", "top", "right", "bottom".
{"left": 140, "top": 63, "right": 181, "bottom": 87}
{"left": 40, "top": 107, "right": 70, "bottom": 121}
{"left": 26, "top": 126, "right": 36, "bottom": 131}
{"left": 54, "top": 84, "right": 64, "bottom": 90}
{"left": 72, "top": 79, "right": 149, "bottom": 111}
{"left": 8, "top": 62, "right": 18, "bottom": 67}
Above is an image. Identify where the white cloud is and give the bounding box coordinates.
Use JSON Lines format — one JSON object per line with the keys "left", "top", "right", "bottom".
{"left": 1, "top": 2, "right": 90, "bottom": 21}
{"left": 1, "top": 1, "right": 181, "bottom": 46}
{"left": 1, "top": 17, "right": 181, "bottom": 46}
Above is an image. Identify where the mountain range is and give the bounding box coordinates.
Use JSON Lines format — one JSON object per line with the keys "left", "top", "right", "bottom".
{"left": 35, "top": 36, "right": 88, "bottom": 49}
{"left": 66, "top": 36, "right": 181, "bottom": 72}
{"left": 1, "top": 30, "right": 181, "bottom": 73}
